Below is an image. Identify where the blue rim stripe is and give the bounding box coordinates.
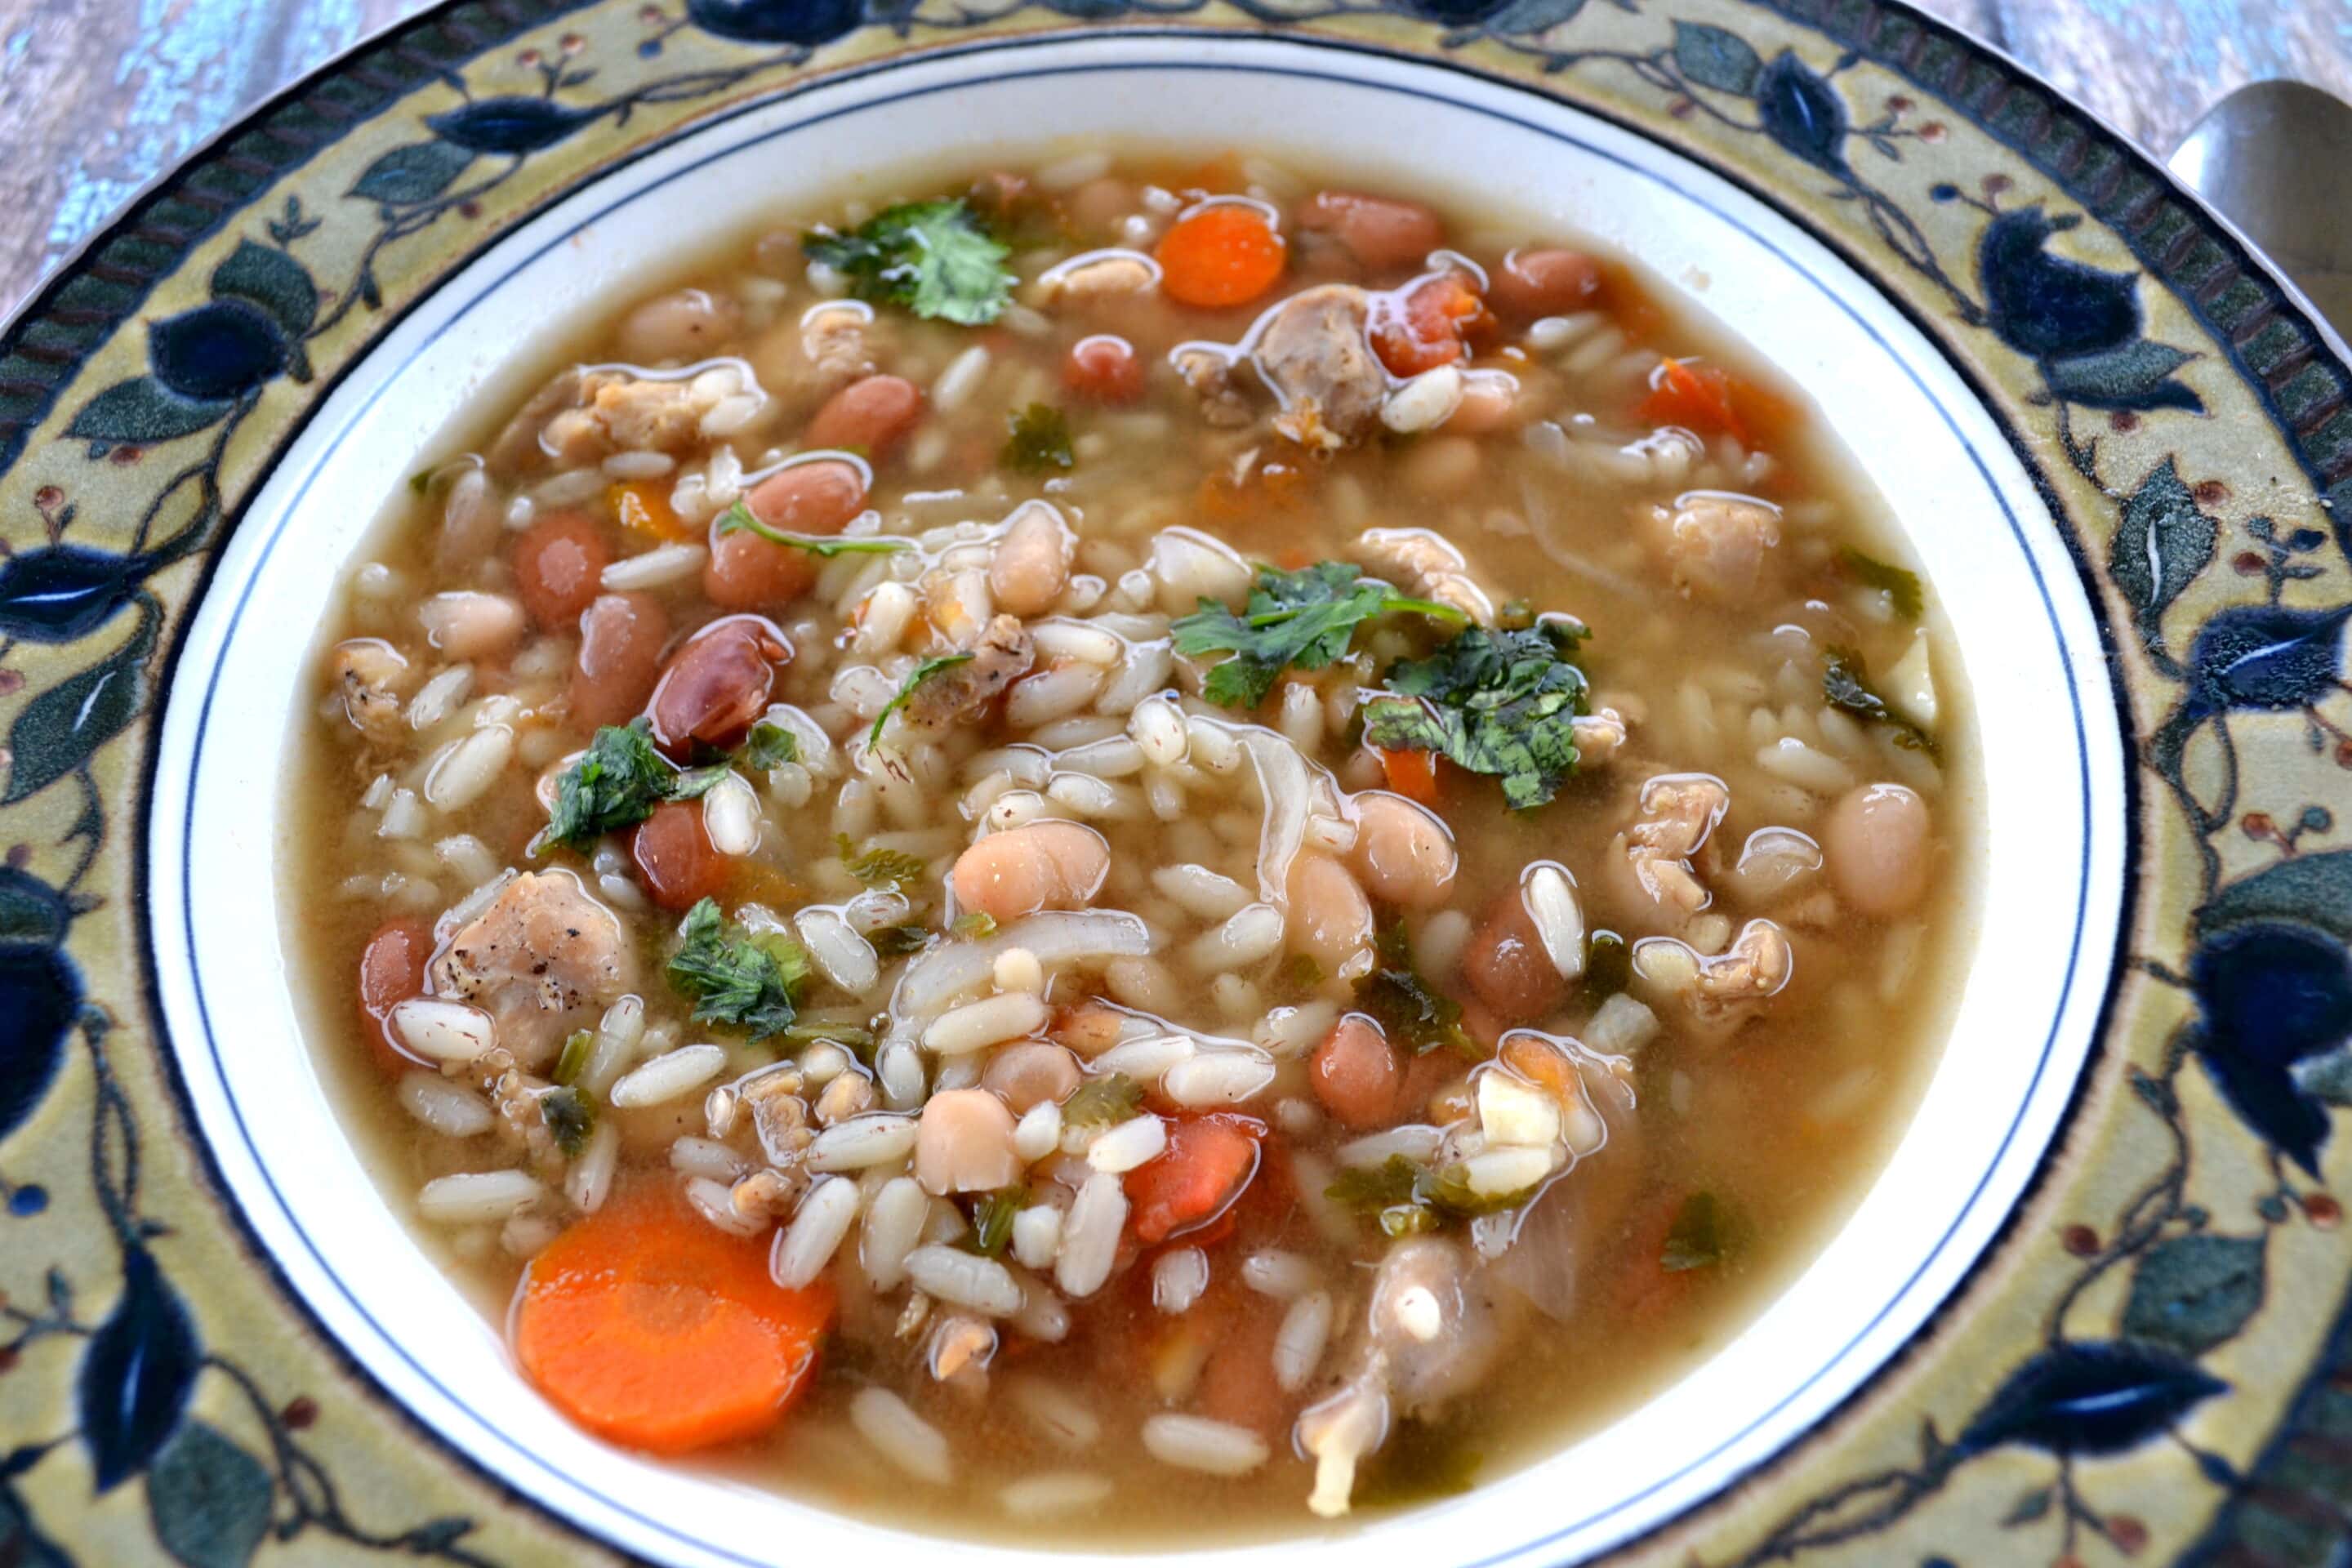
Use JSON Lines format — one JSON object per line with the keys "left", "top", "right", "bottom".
{"left": 175, "top": 53, "right": 2097, "bottom": 1568}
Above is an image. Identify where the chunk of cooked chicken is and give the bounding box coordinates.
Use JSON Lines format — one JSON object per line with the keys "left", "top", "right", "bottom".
{"left": 1042, "top": 252, "right": 1157, "bottom": 301}
{"left": 1348, "top": 527, "right": 1495, "bottom": 626}
{"left": 429, "top": 871, "right": 635, "bottom": 1064}
{"left": 1572, "top": 706, "right": 1629, "bottom": 766}
{"left": 330, "top": 638, "right": 413, "bottom": 744}
{"left": 1619, "top": 773, "right": 1730, "bottom": 916}
{"left": 1688, "top": 918, "right": 1794, "bottom": 1025}
{"left": 1253, "top": 284, "right": 1387, "bottom": 451}
{"left": 903, "top": 613, "right": 1036, "bottom": 729}
{"left": 587, "top": 376, "right": 710, "bottom": 454}
{"left": 802, "top": 302, "right": 875, "bottom": 389}
{"left": 1651, "top": 493, "right": 1782, "bottom": 602}
{"left": 1174, "top": 346, "right": 1254, "bottom": 430}
{"left": 1294, "top": 1236, "right": 1520, "bottom": 1517}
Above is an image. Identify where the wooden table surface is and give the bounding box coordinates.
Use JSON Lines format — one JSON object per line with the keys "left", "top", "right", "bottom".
{"left": 2, "top": 0, "right": 2348, "bottom": 318}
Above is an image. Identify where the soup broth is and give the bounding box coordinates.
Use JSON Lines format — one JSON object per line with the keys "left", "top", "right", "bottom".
{"left": 291, "top": 148, "right": 1975, "bottom": 1543}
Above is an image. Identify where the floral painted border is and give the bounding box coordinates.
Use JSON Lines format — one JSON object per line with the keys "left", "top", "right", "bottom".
{"left": 2, "top": 1, "right": 2350, "bottom": 1564}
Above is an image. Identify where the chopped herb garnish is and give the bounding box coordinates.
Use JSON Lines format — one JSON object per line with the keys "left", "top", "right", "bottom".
{"left": 1662, "top": 1190, "right": 1737, "bottom": 1272}
{"left": 715, "top": 501, "right": 914, "bottom": 557}
{"left": 1822, "top": 644, "right": 1939, "bottom": 757}
{"left": 782, "top": 1020, "right": 877, "bottom": 1058}
{"left": 1838, "top": 546, "right": 1924, "bottom": 621}
{"left": 869, "top": 653, "right": 974, "bottom": 750}
{"left": 1419, "top": 1160, "right": 1541, "bottom": 1218}
{"left": 540, "top": 1085, "right": 596, "bottom": 1157}
{"left": 543, "top": 719, "right": 728, "bottom": 851}
{"left": 1173, "top": 562, "right": 1466, "bottom": 710}
{"left": 1584, "top": 930, "right": 1632, "bottom": 1005}
{"left": 1325, "top": 1155, "right": 1423, "bottom": 1212}
{"left": 1362, "top": 622, "right": 1591, "bottom": 809}
{"left": 742, "top": 722, "right": 800, "bottom": 770}
{"left": 870, "top": 923, "right": 935, "bottom": 958}
{"left": 837, "top": 834, "right": 929, "bottom": 891}
{"left": 1001, "top": 403, "right": 1075, "bottom": 474}
{"left": 1274, "top": 952, "right": 1325, "bottom": 1000}
{"left": 802, "top": 198, "right": 1015, "bottom": 325}
{"left": 408, "top": 467, "right": 435, "bottom": 496}
{"left": 1325, "top": 1152, "right": 1530, "bottom": 1234}
{"left": 1495, "top": 598, "right": 1535, "bottom": 630}
{"left": 964, "top": 1187, "right": 1027, "bottom": 1257}
{"left": 951, "top": 911, "right": 999, "bottom": 941}
{"left": 1356, "top": 920, "right": 1475, "bottom": 1058}
{"left": 1062, "top": 1073, "right": 1144, "bottom": 1129}
{"left": 666, "top": 897, "right": 813, "bottom": 1040}
{"left": 553, "top": 1029, "right": 594, "bottom": 1088}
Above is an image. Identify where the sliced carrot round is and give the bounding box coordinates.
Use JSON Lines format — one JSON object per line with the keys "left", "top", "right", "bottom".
{"left": 1156, "top": 204, "right": 1286, "bottom": 310}
{"left": 514, "top": 1187, "right": 835, "bottom": 1454}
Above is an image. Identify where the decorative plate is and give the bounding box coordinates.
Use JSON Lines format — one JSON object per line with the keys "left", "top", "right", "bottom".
{"left": 2, "top": 2, "right": 2348, "bottom": 1566}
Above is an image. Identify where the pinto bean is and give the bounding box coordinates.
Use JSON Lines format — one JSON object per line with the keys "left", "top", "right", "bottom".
{"left": 703, "top": 458, "right": 869, "bottom": 612}
{"left": 1298, "top": 190, "right": 1445, "bottom": 274}
{"left": 358, "top": 918, "right": 432, "bottom": 1074}
{"left": 1310, "top": 1013, "right": 1401, "bottom": 1130}
{"left": 631, "top": 799, "right": 729, "bottom": 911}
{"left": 568, "top": 592, "right": 669, "bottom": 730}
{"left": 916, "top": 1089, "right": 1021, "bottom": 1195}
{"left": 950, "top": 821, "right": 1111, "bottom": 924}
{"left": 804, "top": 375, "right": 923, "bottom": 462}
{"left": 988, "top": 502, "right": 1075, "bottom": 619}
{"left": 1286, "top": 853, "right": 1373, "bottom": 974}
{"left": 512, "top": 510, "right": 612, "bottom": 628}
{"left": 418, "top": 591, "right": 525, "bottom": 660}
{"left": 1064, "top": 335, "right": 1144, "bottom": 404}
{"left": 982, "top": 1041, "right": 1083, "bottom": 1115}
{"left": 1463, "top": 890, "right": 1565, "bottom": 1022}
{"left": 1490, "top": 248, "right": 1601, "bottom": 319}
{"left": 646, "top": 614, "right": 791, "bottom": 755}
{"left": 1349, "top": 792, "right": 1458, "bottom": 910}
{"left": 1824, "top": 782, "right": 1931, "bottom": 916}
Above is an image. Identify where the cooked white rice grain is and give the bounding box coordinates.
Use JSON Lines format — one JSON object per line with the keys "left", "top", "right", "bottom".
{"left": 1009, "top": 1276, "right": 1071, "bottom": 1343}
{"left": 797, "top": 906, "right": 880, "bottom": 996}
{"left": 1255, "top": 1000, "right": 1339, "bottom": 1059}
{"left": 1523, "top": 864, "right": 1586, "bottom": 980}
{"left": 1240, "top": 1249, "right": 1317, "bottom": 1298}
{"left": 390, "top": 999, "right": 496, "bottom": 1064}
{"left": 877, "top": 1039, "right": 928, "bottom": 1110}
{"left": 1129, "top": 695, "right": 1188, "bottom": 767}
{"left": 1151, "top": 862, "right": 1250, "bottom": 922}
{"left": 924, "top": 991, "right": 1050, "bottom": 1055}
{"left": 850, "top": 1386, "right": 953, "bottom": 1484}
{"left": 1337, "top": 1125, "right": 1446, "bottom": 1169}
{"left": 1273, "top": 1290, "right": 1334, "bottom": 1392}
{"left": 905, "top": 1245, "right": 1024, "bottom": 1316}
{"left": 669, "top": 1135, "right": 746, "bottom": 1183}
{"left": 407, "top": 665, "right": 474, "bottom": 731}
{"left": 602, "top": 449, "right": 675, "bottom": 479}
{"left": 564, "top": 1120, "right": 621, "bottom": 1214}
{"left": 1008, "top": 663, "right": 1109, "bottom": 728}
{"left": 1035, "top": 149, "right": 1112, "bottom": 189}
{"left": 687, "top": 1174, "right": 764, "bottom": 1236}
{"left": 597, "top": 541, "right": 706, "bottom": 592}
{"left": 772, "top": 1176, "right": 861, "bottom": 1286}
{"left": 397, "top": 1071, "right": 495, "bottom": 1138}
{"left": 1000, "top": 1472, "right": 1114, "bottom": 1519}
{"left": 1010, "top": 1202, "right": 1062, "bottom": 1271}
{"left": 431, "top": 833, "right": 499, "bottom": 888}
{"left": 1049, "top": 737, "right": 1146, "bottom": 779}
{"left": 809, "top": 1113, "right": 920, "bottom": 1172}
{"left": 416, "top": 1170, "right": 543, "bottom": 1224}
{"left": 1086, "top": 1113, "right": 1168, "bottom": 1174}
{"left": 1462, "top": 1144, "right": 1557, "bottom": 1197}
{"left": 933, "top": 345, "right": 992, "bottom": 414}
{"left": 1184, "top": 902, "right": 1284, "bottom": 972}
{"left": 1586, "top": 991, "right": 1661, "bottom": 1055}
{"left": 1152, "top": 1247, "right": 1210, "bottom": 1314}
{"left": 1755, "top": 737, "right": 1856, "bottom": 795}
{"left": 610, "top": 1043, "right": 728, "bottom": 1107}
{"left": 1096, "top": 639, "right": 1174, "bottom": 715}
{"left": 1031, "top": 620, "right": 1125, "bottom": 666}
{"left": 577, "top": 995, "right": 644, "bottom": 1095}
{"left": 861, "top": 1175, "right": 929, "bottom": 1291}
{"left": 1092, "top": 1030, "right": 1193, "bottom": 1085}
{"left": 1162, "top": 1049, "right": 1276, "bottom": 1107}
{"left": 1141, "top": 1414, "right": 1267, "bottom": 1477}
{"left": 1054, "top": 1171, "right": 1128, "bottom": 1298}
{"left": 1007, "top": 1376, "right": 1101, "bottom": 1449}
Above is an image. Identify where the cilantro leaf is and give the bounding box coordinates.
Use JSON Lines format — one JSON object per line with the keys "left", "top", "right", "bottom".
{"left": 836, "top": 834, "right": 928, "bottom": 891}
{"left": 1356, "top": 920, "right": 1474, "bottom": 1058}
{"left": 544, "top": 719, "right": 726, "bottom": 851}
{"left": 869, "top": 653, "right": 974, "bottom": 750}
{"left": 540, "top": 1085, "right": 596, "bottom": 1157}
{"left": 1002, "top": 403, "right": 1074, "bottom": 474}
{"left": 1062, "top": 1073, "right": 1143, "bottom": 1129}
{"left": 951, "top": 911, "right": 998, "bottom": 941}
{"left": 870, "top": 924, "right": 935, "bottom": 958}
{"left": 1325, "top": 1152, "right": 1530, "bottom": 1234}
{"left": 964, "top": 1187, "right": 1027, "bottom": 1257}
{"left": 1325, "top": 1154, "right": 1423, "bottom": 1213}
{"left": 803, "top": 198, "right": 1014, "bottom": 326}
{"left": 1821, "top": 644, "right": 1939, "bottom": 757}
{"left": 1362, "top": 623, "right": 1590, "bottom": 809}
{"left": 715, "top": 501, "right": 912, "bottom": 557}
{"left": 666, "top": 898, "right": 812, "bottom": 1040}
{"left": 1173, "top": 561, "right": 1465, "bottom": 710}
{"left": 1838, "top": 546, "right": 1924, "bottom": 620}
{"left": 1661, "top": 1191, "right": 1738, "bottom": 1272}
{"left": 742, "top": 722, "right": 800, "bottom": 770}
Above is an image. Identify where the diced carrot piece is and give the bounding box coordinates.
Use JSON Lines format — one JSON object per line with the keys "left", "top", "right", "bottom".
{"left": 1125, "top": 1114, "right": 1265, "bottom": 1245}
{"left": 1637, "top": 358, "right": 1749, "bottom": 444}
{"left": 1156, "top": 205, "right": 1286, "bottom": 310}
{"left": 356, "top": 917, "right": 431, "bottom": 1076}
{"left": 514, "top": 1187, "right": 835, "bottom": 1454}
{"left": 1376, "top": 745, "right": 1440, "bottom": 807}
{"left": 1369, "top": 271, "right": 1493, "bottom": 377}
{"left": 610, "top": 481, "right": 692, "bottom": 545}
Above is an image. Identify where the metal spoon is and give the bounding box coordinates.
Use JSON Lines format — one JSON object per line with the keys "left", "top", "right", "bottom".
{"left": 2167, "top": 79, "right": 2352, "bottom": 342}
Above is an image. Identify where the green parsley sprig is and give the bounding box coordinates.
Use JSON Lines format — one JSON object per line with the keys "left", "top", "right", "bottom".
{"left": 542, "top": 719, "right": 726, "bottom": 851}
{"left": 1361, "top": 622, "right": 1591, "bottom": 809}
{"left": 1172, "top": 561, "right": 1464, "bottom": 710}
{"left": 802, "top": 198, "right": 1015, "bottom": 326}
{"left": 666, "top": 897, "right": 813, "bottom": 1040}
{"left": 715, "top": 501, "right": 912, "bottom": 558}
